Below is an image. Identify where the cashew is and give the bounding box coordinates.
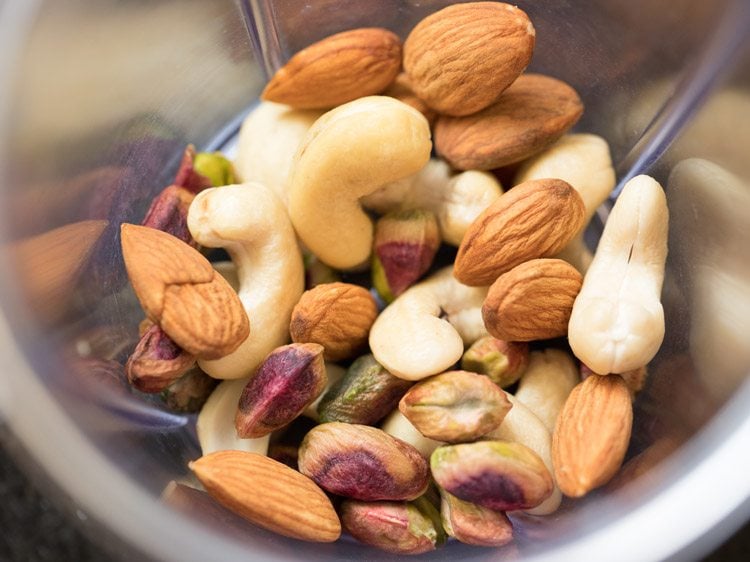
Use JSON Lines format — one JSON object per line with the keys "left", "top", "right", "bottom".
{"left": 369, "top": 266, "right": 488, "bottom": 381}
{"left": 381, "top": 409, "right": 443, "bottom": 458}
{"left": 233, "top": 101, "right": 323, "bottom": 205}
{"left": 484, "top": 393, "right": 561, "bottom": 515}
{"left": 196, "top": 378, "right": 269, "bottom": 455}
{"left": 188, "top": 183, "right": 305, "bottom": 379}
{"left": 362, "top": 158, "right": 503, "bottom": 246}
{"left": 568, "top": 175, "right": 669, "bottom": 375}
{"left": 288, "top": 96, "right": 432, "bottom": 269}
{"left": 514, "top": 349, "right": 579, "bottom": 432}
{"left": 515, "top": 134, "right": 616, "bottom": 272}
{"left": 303, "top": 363, "right": 347, "bottom": 421}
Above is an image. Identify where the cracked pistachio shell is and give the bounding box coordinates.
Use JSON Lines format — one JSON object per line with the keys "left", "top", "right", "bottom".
{"left": 440, "top": 488, "right": 513, "bottom": 547}
{"left": 431, "top": 441, "right": 553, "bottom": 511}
{"left": 461, "top": 336, "right": 530, "bottom": 387}
{"left": 399, "top": 370, "right": 512, "bottom": 442}
{"left": 235, "top": 343, "right": 327, "bottom": 438}
{"left": 341, "top": 496, "right": 446, "bottom": 555}
{"left": 299, "top": 422, "right": 429, "bottom": 501}
{"left": 318, "top": 354, "right": 413, "bottom": 425}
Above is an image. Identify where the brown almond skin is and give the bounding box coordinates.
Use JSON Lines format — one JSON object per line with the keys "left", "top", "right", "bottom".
{"left": 383, "top": 73, "right": 437, "bottom": 125}
{"left": 262, "top": 28, "right": 402, "bottom": 109}
{"left": 290, "top": 282, "right": 378, "bottom": 361}
{"left": 434, "top": 74, "right": 584, "bottom": 170}
{"left": 404, "top": 2, "right": 535, "bottom": 117}
{"left": 120, "top": 224, "right": 250, "bottom": 359}
{"left": 552, "top": 374, "right": 633, "bottom": 497}
{"left": 454, "top": 179, "right": 585, "bottom": 286}
{"left": 190, "top": 451, "right": 341, "bottom": 542}
{"left": 483, "top": 258, "right": 583, "bottom": 341}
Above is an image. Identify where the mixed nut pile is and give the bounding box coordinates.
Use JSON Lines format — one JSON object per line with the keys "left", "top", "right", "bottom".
{"left": 120, "top": 2, "right": 669, "bottom": 554}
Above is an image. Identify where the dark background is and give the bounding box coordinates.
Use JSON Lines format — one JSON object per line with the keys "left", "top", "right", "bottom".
{"left": 1, "top": 444, "right": 748, "bottom": 561}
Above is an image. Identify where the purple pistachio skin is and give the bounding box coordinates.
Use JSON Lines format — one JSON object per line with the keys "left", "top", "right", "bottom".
{"left": 340, "top": 496, "right": 446, "bottom": 554}
{"left": 235, "top": 343, "right": 327, "bottom": 438}
{"left": 431, "top": 441, "right": 553, "bottom": 512}
{"left": 161, "top": 365, "right": 218, "bottom": 413}
{"left": 298, "top": 422, "right": 430, "bottom": 501}
{"left": 126, "top": 323, "right": 196, "bottom": 393}
{"left": 440, "top": 489, "right": 514, "bottom": 547}
{"left": 141, "top": 184, "right": 196, "bottom": 245}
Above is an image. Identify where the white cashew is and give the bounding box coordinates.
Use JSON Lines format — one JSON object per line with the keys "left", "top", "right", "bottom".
{"left": 369, "top": 266, "right": 488, "bottom": 381}
{"left": 568, "top": 175, "right": 669, "bottom": 375}
{"left": 381, "top": 409, "right": 443, "bottom": 458}
{"left": 484, "top": 393, "right": 561, "bottom": 515}
{"left": 288, "top": 96, "right": 432, "bottom": 269}
{"left": 303, "top": 363, "right": 347, "bottom": 421}
{"left": 514, "top": 134, "right": 616, "bottom": 272}
{"left": 233, "top": 101, "right": 323, "bottom": 205}
{"left": 362, "top": 158, "right": 503, "bottom": 246}
{"left": 514, "top": 349, "right": 579, "bottom": 433}
{"left": 196, "top": 378, "right": 269, "bottom": 455}
{"left": 188, "top": 183, "right": 304, "bottom": 379}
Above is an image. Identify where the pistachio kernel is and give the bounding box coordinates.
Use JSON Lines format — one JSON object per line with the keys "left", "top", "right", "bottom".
{"left": 439, "top": 488, "right": 513, "bottom": 547}
{"left": 193, "top": 151, "right": 236, "bottom": 187}
{"left": 461, "top": 336, "right": 530, "bottom": 387}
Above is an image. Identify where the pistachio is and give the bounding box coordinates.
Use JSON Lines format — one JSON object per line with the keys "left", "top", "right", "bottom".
{"left": 193, "top": 151, "right": 236, "bottom": 187}
{"left": 172, "top": 144, "right": 212, "bottom": 193}
{"left": 340, "top": 496, "right": 446, "bottom": 555}
{"left": 298, "top": 422, "right": 430, "bottom": 501}
{"left": 461, "top": 336, "right": 529, "bottom": 387}
{"left": 303, "top": 253, "right": 341, "bottom": 289}
{"left": 318, "top": 354, "right": 413, "bottom": 425}
{"left": 399, "top": 370, "right": 512, "bottom": 442}
{"left": 431, "top": 441, "right": 553, "bottom": 511}
{"left": 235, "top": 343, "right": 327, "bottom": 438}
{"left": 126, "top": 323, "right": 196, "bottom": 393}
{"left": 372, "top": 209, "right": 440, "bottom": 302}
{"left": 161, "top": 364, "right": 218, "bottom": 413}
{"left": 439, "top": 488, "right": 513, "bottom": 547}
{"left": 141, "top": 184, "right": 197, "bottom": 245}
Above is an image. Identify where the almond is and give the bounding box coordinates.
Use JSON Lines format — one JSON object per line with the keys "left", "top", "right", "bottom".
{"left": 261, "top": 28, "right": 402, "bottom": 109}
{"left": 403, "top": 2, "right": 535, "bottom": 117}
{"left": 190, "top": 450, "right": 341, "bottom": 542}
{"left": 383, "top": 72, "right": 437, "bottom": 125}
{"left": 120, "top": 224, "right": 249, "bottom": 359}
{"left": 482, "top": 259, "right": 582, "bottom": 341}
{"left": 290, "top": 282, "right": 378, "bottom": 361}
{"left": 454, "top": 179, "right": 585, "bottom": 286}
{"left": 434, "top": 74, "right": 584, "bottom": 170}
{"left": 552, "top": 374, "right": 633, "bottom": 497}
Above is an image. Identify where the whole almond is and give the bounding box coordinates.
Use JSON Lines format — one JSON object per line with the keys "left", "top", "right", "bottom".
{"left": 552, "top": 374, "right": 633, "bottom": 497}
{"left": 482, "top": 259, "right": 582, "bottom": 341}
{"left": 290, "top": 282, "right": 378, "bottom": 361}
{"left": 454, "top": 179, "right": 585, "bottom": 286}
{"left": 262, "top": 28, "right": 402, "bottom": 109}
{"left": 404, "top": 2, "right": 535, "bottom": 116}
{"left": 120, "top": 224, "right": 249, "bottom": 359}
{"left": 190, "top": 450, "right": 341, "bottom": 542}
{"left": 434, "top": 74, "right": 584, "bottom": 170}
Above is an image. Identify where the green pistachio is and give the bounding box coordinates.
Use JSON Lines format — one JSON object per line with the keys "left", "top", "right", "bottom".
{"left": 399, "top": 370, "right": 512, "bottom": 442}
{"left": 298, "top": 422, "right": 429, "bottom": 501}
{"left": 318, "top": 354, "right": 412, "bottom": 425}
{"left": 431, "top": 441, "right": 553, "bottom": 512}
{"left": 340, "top": 495, "right": 446, "bottom": 555}
{"left": 440, "top": 488, "right": 513, "bottom": 547}
{"left": 193, "top": 151, "right": 236, "bottom": 187}
{"left": 461, "top": 336, "right": 530, "bottom": 387}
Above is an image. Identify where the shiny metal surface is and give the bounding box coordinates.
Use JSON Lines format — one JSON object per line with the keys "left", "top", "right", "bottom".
{"left": 1, "top": 0, "right": 749, "bottom": 560}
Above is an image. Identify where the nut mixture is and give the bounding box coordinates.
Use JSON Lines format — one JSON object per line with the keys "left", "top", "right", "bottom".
{"left": 118, "top": 2, "right": 670, "bottom": 554}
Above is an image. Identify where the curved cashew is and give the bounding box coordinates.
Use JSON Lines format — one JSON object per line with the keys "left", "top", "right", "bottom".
{"left": 381, "top": 409, "right": 443, "bottom": 458}
{"left": 568, "top": 175, "right": 669, "bottom": 375}
{"left": 484, "top": 393, "right": 561, "bottom": 515}
{"left": 362, "top": 158, "right": 503, "bottom": 246}
{"left": 288, "top": 96, "right": 432, "bottom": 269}
{"left": 514, "top": 134, "right": 615, "bottom": 272}
{"left": 514, "top": 349, "right": 579, "bottom": 432}
{"left": 196, "top": 378, "right": 269, "bottom": 455}
{"left": 188, "top": 182, "right": 305, "bottom": 379}
{"left": 370, "top": 266, "right": 488, "bottom": 381}
{"left": 233, "top": 101, "right": 323, "bottom": 205}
